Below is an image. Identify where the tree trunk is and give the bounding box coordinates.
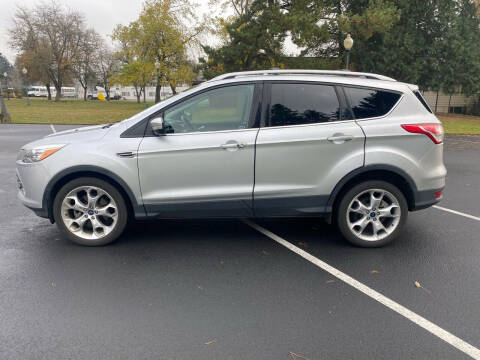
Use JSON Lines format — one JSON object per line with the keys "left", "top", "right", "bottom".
{"left": 105, "top": 86, "right": 110, "bottom": 101}
{"left": 46, "top": 83, "right": 52, "bottom": 100}
{"left": 155, "top": 84, "right": 161, "bottom": 103}
{"left": 434, "top": 90, "right": 439, "bottom": 113}
{"left": 169, "top": 81, "right": 177, "bottom": 95}
{"left": 133, "top": 84, "right": 140, "bottom": 103}
{"left": 155, "top": 73, "right": 161, "bottom": 103}
{"left": 245, "top": 55, "right": 253, "bottom": 70}
{"left": 448, "top": 94, "right": 452, "bottom": 113}
{"left": 55, "top": 84, "right": 61, "bottom": 102}
{"left": 83, "top": 85, "right": 87, "bottom": 101}
{"left": 136, "top": 88, "right": 141, "bottom": 103}
{"left": 0, "top": 93, "right": 12, "bottom": 123}
{"left": 142, "top": 86, "right": 146, "bottom": 103}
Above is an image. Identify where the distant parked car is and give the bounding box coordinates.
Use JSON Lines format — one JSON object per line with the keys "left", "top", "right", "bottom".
{"left": 87, "top": 86, "right": 107, "bottom": 100}
{"left": 87, "top": 87, "right": 121, "bottom": 101}
{"left": 16, "top": 69, "right": 446, "bottom": 247}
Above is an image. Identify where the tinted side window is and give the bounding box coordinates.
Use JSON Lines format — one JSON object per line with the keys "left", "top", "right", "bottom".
{"left": 163, "top": 84, "right": 255, "bottom": 134}
{"left": 269, "top": 83, "right": 340, "bottom": 126}
{"left": 345, "top": 87, "right": 401, "bottom": 119}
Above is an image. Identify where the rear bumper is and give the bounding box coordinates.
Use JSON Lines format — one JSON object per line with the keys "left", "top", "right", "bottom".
{"left": 411, "top": 188, "right": 444, "bottom": 211}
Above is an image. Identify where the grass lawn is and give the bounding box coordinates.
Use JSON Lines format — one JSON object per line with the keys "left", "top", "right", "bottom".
{"left": 4, "top": 98, "right": 152, "bottom": 125}
{"left": 437, "top": 114, "right": 480, "bottom": 135}
{"left": 2, "top": 98, "right": 480, "bottom": 135}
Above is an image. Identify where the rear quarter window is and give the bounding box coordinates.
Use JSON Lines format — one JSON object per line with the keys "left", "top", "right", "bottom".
{"left": 344, "top": 87, "right": 401, "bottom": 119}
{"left": 413, "top": 90, "right": 433, "bottom": 113}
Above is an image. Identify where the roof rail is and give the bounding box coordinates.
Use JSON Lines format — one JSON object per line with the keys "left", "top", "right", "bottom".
{"left": 208, "top": 69, "right": 396, "bottom": 82}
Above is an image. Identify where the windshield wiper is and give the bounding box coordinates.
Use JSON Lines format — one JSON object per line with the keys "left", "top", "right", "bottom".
{"left": 102, "top": 123, "right": 114, "bottom": 129}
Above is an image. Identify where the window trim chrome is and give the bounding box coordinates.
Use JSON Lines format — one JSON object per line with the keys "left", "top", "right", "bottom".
{"left": 156, "top": 127, "right": 260, "bottom": 137}
{"left": 258, "top": 118, "right": 359, "bottom": 131}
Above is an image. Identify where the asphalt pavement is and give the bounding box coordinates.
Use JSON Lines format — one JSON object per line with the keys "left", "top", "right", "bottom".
{"left": 0, "top": 124, "right": 479, "bottom": 360}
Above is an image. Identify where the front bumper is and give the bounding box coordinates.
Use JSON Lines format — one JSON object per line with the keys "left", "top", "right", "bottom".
{"left": 16, "top": 161, "right": 50, "bottom": 218}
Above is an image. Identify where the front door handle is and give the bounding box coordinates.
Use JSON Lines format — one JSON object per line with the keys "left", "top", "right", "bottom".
{"left": 327, "top": 134, "right": 354, "bottom": 143}
{"left": 220, "top": 141, "right": 246, "bottom": 150}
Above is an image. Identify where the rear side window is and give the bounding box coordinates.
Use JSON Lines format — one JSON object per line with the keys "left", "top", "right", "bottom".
{"left": 344, "top": 87, "right": 401, "bottom": 119}
{"left": 269, "top": 83, "right": 340, "bottom": 126}
{"left": 413, "top": 90, "right": 433, "bottom": 113}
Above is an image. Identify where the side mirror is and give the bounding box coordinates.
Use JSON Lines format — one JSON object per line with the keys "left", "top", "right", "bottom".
{"left": 151, "top": 116, "right": 164, "bottom": 136}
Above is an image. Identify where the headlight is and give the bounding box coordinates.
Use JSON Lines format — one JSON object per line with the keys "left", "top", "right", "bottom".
{"left": 22, "top": 144, "right": 67, "bottom": 163}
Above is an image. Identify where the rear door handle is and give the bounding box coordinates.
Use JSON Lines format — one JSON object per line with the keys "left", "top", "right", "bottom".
{"left": 327, "top": 134, "right": 354, "bottom": 143}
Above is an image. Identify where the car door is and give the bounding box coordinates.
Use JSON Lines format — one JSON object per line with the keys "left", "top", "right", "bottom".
{"left": 254, "top": 81, "right": 365, "bottom": 216}
{"left": 138, "top": 83, "right": 261, "bottom": 218}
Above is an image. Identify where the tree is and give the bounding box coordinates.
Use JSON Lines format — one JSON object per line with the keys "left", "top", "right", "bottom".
{"left": 351, "top": 0, "right": 480, "bottom": 97}
{"left": 204, "top": 0, "right": 480, "bottom": 103}
{"left": 0, "top": 53, "right": 13, "bottom": 75}
{"left": 113, "top": 53, "right": 153, "bottom": 103}
{"left": 9, "top": 7, "right": 54, "bottom": 100}
{"left": 10, "top": 2, "right": 85, "bottom": 102}
{"left": 287, "top": 0, "right": 400, "bottom": 59}
{"left": 201, "top": 0, "right": 288, "bottom": 78}
{"left": 447, "top": 0, "right": 480, "bottom": 96}
{"left": 73, "top": 29, "right": 101, "bottom": 101}
{"left": 96, "top": 42, "right": 118, "bottom": 100}
{"left": 113, "top": 0, "right": 203, "bottom": 103}
{"left": 201, "top": 0, "right": 400, "bottom": 78}
{"left": 15, "top": 44, "right": 54, "bottom": 99}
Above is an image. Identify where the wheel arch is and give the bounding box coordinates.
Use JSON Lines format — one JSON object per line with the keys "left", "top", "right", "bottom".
{"left": 43, "top": 166, "right": 145, "bottom": 223}
{"left": 327, "top": 165, "right": 417, "bottom": 218}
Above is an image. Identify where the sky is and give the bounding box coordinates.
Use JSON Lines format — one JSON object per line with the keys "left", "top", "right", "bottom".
{"left": 0, "top": 0, "right": 299, "bottom": 65}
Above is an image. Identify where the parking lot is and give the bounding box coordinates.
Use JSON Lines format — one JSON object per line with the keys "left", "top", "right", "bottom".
{"left": 1, "top": 124, "right": 479, "bottom": 359}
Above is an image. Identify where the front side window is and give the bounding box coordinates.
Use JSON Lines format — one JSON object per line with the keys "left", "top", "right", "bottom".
{"left": 344, "top": 87, "right": 401, "bottom": 119}
{"left": 163, "top": 84, "right": 255, "bottom": 134}
{"left": 269, "top": 83, "right": 340, "bottom": 126}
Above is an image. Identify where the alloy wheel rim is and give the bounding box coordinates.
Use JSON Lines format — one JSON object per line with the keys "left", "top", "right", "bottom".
{"left": 61, "top": 186, "right": 118, "bottom": 240}
{"left": 346, "top": 188, "right": 401, "bottom": 242}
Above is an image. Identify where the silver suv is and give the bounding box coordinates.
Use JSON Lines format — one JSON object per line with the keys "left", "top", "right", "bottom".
{"left": 16, "top": 70, "right": 446, "bottom": 247}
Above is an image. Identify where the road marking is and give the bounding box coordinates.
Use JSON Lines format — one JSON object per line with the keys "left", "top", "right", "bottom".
{"left": 243, "top": 219, "right": 480, "bottom": 360}
{"left": 433, "top": 205, "right": 480, "bottom": 222}
{"left": 49, "top": 124, "right": 56, "bottom": 133}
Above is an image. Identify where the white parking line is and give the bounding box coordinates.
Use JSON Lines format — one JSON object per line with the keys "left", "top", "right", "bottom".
{"left": 433, "top": 205, "right": 480, "bottom": 222}
{"left": 49, "top": 124, "right": 56, "bottom": 133}
{"left": 243, "top": 219, "right": 480, "bottom": 360}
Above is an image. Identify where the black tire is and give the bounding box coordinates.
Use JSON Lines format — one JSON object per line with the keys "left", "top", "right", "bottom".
{"left": 53, "top": 177, "right": 128, "bottom": 246}
{"left": 336, "top": 180, "right": 408, "bottom": 248}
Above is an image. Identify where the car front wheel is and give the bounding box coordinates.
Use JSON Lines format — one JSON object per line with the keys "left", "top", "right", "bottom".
{"left": 53, "top": 177, "right": 128, "bottom": 246}
{"left": 336, "top": 180, "right": 408, "bottom": 247}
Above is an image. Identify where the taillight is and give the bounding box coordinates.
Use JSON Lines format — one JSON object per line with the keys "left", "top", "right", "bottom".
{"left": 401, "top": 123, "right": 444, "bottom": 144}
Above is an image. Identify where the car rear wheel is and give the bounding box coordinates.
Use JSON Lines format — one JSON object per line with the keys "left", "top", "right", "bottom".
{"left": 53, "top": 177, "right": 128, "bottom": 246}
{"left": 336, "top": 180, "right": 408, "bottom": 247}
